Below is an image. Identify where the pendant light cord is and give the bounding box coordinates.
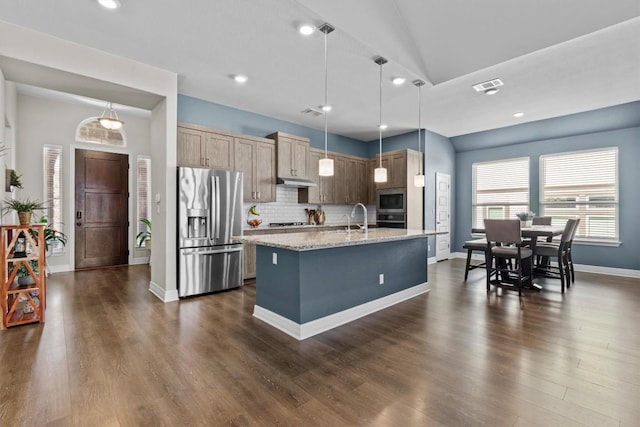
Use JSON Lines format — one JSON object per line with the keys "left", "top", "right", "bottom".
{"left": 418, "top": 84, "right": 422, "bottom": 175}
{"left": 324, "top": 28, "right": 329, "bottom": 159}
{"left": 379, "top": 61, "right": 383, "bottom": 168}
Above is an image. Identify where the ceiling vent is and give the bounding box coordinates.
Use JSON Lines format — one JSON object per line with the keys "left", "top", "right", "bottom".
{"left": 301, "top": 107, "right": 324, "bottom": 117}
{"left": 472, "top": 78, "right": 504, "bottom": 92}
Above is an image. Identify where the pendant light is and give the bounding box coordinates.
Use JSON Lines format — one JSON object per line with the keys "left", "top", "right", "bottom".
{"left": 98, "top": 101, "right": 124, "bottom": 130}
{"left": 413, "top": 79, "right": 426, "bottom": 187}
{"left": 374, "top": 56, "right": 388, "bottom": 183}
{"left": 318, "top": 23, "right": 335, "bottom": 177}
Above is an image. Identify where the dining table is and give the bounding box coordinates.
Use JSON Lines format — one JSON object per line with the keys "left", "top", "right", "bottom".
{"left": 475, "top": 224, "right": 566, "bottom": 291}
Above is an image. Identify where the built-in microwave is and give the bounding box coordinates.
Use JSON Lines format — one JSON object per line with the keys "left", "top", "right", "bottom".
{"left": 376, "top": 188, "right": 406, "bottom": 213}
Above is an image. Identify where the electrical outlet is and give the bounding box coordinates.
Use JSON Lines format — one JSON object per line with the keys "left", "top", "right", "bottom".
{"left": 379, "top": 274, "right": 384, "bottom": 285}
{"left": 272, "top": 252, "right": 277, "bottom": 265}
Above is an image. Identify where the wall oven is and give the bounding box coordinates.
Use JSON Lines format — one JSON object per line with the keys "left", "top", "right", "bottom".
{"left": 376, "top": 188, "right": 407, "bottom": 228}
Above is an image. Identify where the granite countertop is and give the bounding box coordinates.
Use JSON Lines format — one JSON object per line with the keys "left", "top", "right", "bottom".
{"left": 233, "top": 228, "right": 437, "bottom": 251}
{"left": 242, "top": 223, "right": 376, "bottom": 233}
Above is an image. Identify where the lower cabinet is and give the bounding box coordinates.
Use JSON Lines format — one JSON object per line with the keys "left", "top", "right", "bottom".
{"left": 244, "top": 242, "right": 257, "bottom": 279}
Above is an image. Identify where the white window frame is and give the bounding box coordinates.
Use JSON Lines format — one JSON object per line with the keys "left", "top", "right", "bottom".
{"left": 136, "top": 156, "right": 151, "bottom": 248}
{"left": 472, "top": 157, "right": 530, "bottom": 229}
{"left": 539, "top": 147, "right": 619, "bottom": 245}
{"left": 43, "top": 145, "right": 64, "bottom": 255}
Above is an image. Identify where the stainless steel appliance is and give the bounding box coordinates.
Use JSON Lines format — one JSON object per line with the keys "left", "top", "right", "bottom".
{"left": 376, "top": 188, "right": 407, "bottom": 228}
{"left": 177, "top": 167, "right": 243, "bottom": 297}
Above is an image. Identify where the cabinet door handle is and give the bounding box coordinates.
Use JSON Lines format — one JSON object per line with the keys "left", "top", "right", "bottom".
{"left": 257, "top": 192, "right": 261, "bottom": 200}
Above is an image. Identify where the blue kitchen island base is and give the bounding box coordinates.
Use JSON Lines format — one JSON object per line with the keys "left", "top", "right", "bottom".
{"left": 253, "top": 237, "right": 429, "bottom": 340}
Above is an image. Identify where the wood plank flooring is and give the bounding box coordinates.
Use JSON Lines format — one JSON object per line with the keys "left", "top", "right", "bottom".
{"left": 0, "top": 260, "right": 639, "bottom": 426}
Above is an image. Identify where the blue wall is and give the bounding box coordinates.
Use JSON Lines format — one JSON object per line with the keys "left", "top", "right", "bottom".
{"left": 178, "top": 94, "right": 369, "bottom": 157}
{"left": 454, "top": 125, "right": 640, "bottom": 270}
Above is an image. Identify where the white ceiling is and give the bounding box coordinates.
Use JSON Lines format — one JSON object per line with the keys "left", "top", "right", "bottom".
{"left": 1, "top": 0, "right": 639, "bottom": 141}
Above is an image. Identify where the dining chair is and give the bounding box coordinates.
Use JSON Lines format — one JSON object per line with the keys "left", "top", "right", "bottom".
{"left": 565, "top": 218, "right": 580, "bottom": 285}
{"left": 532, "top": 216, "right": 552, "bottom": 225}
{"left": 462, "top": 228, "right": 493, "bottom": 280}
{"left": 532, "top": 218, "right": 578, "bottom": 293}
{"left": 484, "top": 219, "right": 533, "bottom": 299}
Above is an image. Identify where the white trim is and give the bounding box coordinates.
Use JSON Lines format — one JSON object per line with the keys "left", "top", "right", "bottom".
{"left": 149, "top": 280, "right": 179, "bottom": 302}
{"left": 453, "top": 252, "right": 639, "bottom": 279}
{"left": 573, "top": 263, "right": 640, "bottom": 279}
{"left": 48, "top": 264, "right": 72, "bottom": 274}
{"left": 131, "top": 257, "right": 150, "bottom": 265}
{"left": 253, "top": 282, "right": 430, "bottom": 340}
{"left": 428, "top": 256, "right": 438, "bottom": 265}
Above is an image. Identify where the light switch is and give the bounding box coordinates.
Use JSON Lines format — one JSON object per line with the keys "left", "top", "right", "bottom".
{"left": 272, "top": 252, "right": 278, "bottom": 265}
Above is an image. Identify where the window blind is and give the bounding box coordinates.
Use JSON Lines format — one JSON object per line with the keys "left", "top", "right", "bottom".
{"left": 540, "top": 148, "right": 618, "bottom": 241}
{"left": 472, "top": 157, "right": 529, "bottom": 228}
{"left": 136, "top": 157, "right": 151, "bottom": 247}
{"left": 43, "top": 145, "right": 64, "bottom": 253}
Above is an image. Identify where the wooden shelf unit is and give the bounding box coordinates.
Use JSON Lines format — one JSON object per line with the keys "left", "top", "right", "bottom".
{"left": 0, "top": 224, "right": 46, "bottom": 329}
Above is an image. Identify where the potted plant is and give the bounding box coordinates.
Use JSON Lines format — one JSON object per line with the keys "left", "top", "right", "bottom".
{"left": 9, "top": 170, "right": 23, "bottom": 190}
{"left": 136, "top": 218, "right": 152, "bottom": 248}
{"left": 9, "top": 261, "right": 39, "bottom": 286}
{"left": 37, "top": 216, "right": 68, "bottom": 251}
{"left": 3, "top": 198, "right": 46, "bottom": 225}
{"left": 515, "top": 211, "right": 536, "bottom": 228}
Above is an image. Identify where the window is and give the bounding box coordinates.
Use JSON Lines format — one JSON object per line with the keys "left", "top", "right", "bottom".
{"left": 540, "top": 148, "right": 618, "bottom": 241}
{"left": 43, "top": 145, "right": 64, "bottom": 253}
{"left": 472, "top": 157, "right": 529, "bottom": 229}
{"left": 136, "top": 156, "right": 151, "bottom": 247}
{"left": 75, "top": 117, "right": 126, "bottom": 147}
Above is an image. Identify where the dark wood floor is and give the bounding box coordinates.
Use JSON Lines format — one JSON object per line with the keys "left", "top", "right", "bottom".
{"left": 1, "top": 260, "right": 639, "bottom": 426}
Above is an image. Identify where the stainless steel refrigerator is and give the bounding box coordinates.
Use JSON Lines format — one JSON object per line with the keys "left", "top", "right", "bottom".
{"left": 177, "top": 167, "right": 244, "bottom": 297}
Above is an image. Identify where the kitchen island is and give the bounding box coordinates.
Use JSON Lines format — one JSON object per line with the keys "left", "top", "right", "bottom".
{"left": 234, "top": 228, "right": 436, "bottom": 340}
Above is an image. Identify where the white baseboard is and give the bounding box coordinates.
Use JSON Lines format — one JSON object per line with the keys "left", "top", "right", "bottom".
{"left": 452, "top": 252, "right": 639, "bottom": 279}
{"left": 149, "top": 280, "right": 179, "bottom": 302}
{"left": 573, "top": 263, "right": 640, "bottom": 278}
{"left": 253, "top": 282, "right": 430, "bottom": 340}
{"left": 48, "top": 264, "right": 72, "bottom": 274}
{"left": 130, "top": 257, "right": 150, "bottom": 265}
{"left": 428, "top": 256, "right": 437, "bottom": 265}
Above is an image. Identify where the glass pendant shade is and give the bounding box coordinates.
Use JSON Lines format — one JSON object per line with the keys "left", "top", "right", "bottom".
{"left": 374, "top": 167, "right": 387, "bottom": 183}
{"left": 414, "top": 173, "right": 425, "bottom": 187}
{"left": 98, "top": 102, "right": 124, "bottom": 130}
{"left": 319, "top": 157, "right": 334, "bottom": 176}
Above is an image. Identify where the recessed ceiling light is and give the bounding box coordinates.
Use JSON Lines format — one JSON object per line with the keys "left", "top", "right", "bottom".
{"left": 392, "top": 77, "right": 405, "bottom": 86}
{"left": 484, "top": 88, "right": 499, "bottom": 95}
{"left": 378, "top": 124, "right": 388, "bottom": 130}
{"left": 97, "top": 0, "right": 121, "bottom": 10}
{"left": 298, "top": 24, "right": 315, "bottom": 36}
{"left": 513, "top": 112, "right": 524, "bottom": 118}
{"left": 321, "top": 105, "right": 332, "bottom": 112}
{"left": 233, "top": 75, "right": 248, "bottom": 84}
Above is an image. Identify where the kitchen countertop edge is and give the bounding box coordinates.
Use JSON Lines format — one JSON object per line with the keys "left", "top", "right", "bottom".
{"left": 233, "top": 228, "right": 437, "bottom": 251}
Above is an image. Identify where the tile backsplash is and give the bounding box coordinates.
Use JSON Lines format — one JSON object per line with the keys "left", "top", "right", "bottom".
{"left": 243, "top": 187, "right": 376, "bottom": 227}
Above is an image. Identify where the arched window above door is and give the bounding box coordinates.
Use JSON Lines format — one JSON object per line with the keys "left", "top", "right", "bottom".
{"left": 75, "top": 117, "right": 127, "bottom": 147}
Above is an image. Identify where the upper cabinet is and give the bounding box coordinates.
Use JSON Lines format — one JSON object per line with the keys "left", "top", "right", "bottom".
{"left": 234, "top": 136, "right": 276, "bottom": 202}
{"left": 177, "top": 123, "right": 234, "bottom": 170}
{"left": 267, "top": 132, "right": 310, "bottom": 180}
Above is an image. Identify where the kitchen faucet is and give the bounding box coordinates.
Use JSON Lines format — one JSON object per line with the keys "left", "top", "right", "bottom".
{"left": 350, "top": 203, "right": 368, "bottom": 233}
{"left": 343, "top": 214, "right": 352, "bottom": 232}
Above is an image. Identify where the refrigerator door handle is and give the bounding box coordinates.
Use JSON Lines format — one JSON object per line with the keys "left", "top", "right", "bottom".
{"left": 181, "top": 246, "right": 243, "bottom": 256}
{"left": 214, "top": 176, "right": 221, "bottom": 239}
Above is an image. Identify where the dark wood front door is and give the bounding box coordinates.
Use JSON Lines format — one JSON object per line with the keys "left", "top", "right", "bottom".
{"left": 75, "top": 149, "right": 129, "bottom": 269}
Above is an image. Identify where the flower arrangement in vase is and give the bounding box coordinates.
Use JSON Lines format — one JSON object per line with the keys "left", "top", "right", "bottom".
{"left": 515, "top": 211, "right": 536, "bottom": 227}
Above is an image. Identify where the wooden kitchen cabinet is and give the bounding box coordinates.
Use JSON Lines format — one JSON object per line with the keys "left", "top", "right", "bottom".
{"left": 234, "top": 136, "right": 276, "bottom": 202}
{"left": 267, "top": 132, "right": 310, "bottom": 180}
{"left": 299, "top": 148, "right": 334, "bottom": 204}
{"left": 177, "top": 123, "right": 234, "bottom": 170}
{"left": 243, "top": 242, "right": 257, "bottom": 279}
{"left": 1, "top": 225, "right": 46, "bottom": 329}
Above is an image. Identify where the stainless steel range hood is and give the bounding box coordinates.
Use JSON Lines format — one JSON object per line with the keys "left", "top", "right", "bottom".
{"left": 276, "top": 177, "right": 317, "bottom": 187}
